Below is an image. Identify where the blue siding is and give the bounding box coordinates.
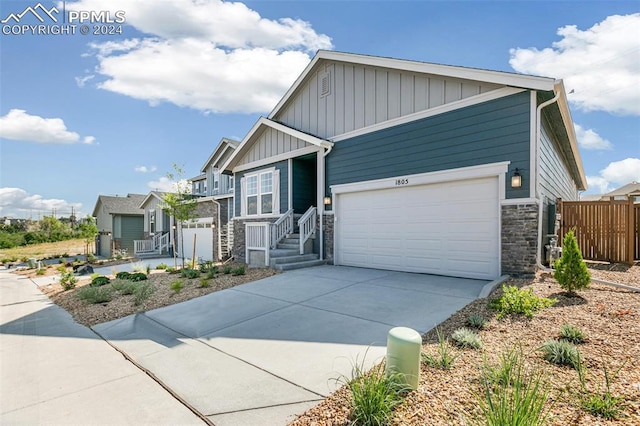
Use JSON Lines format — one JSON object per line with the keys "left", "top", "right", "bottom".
{"left": 326, "top": 91, "right": 531, "bottom": 201}
{"left": 234, "top": 161, "right": 289, "bottom": 217}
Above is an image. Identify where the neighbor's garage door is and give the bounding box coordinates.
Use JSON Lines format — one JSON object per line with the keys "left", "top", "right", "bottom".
{"left": 181, "top": 220, "right": 214, "bottom": 262}
{"left": 336, "top": 177, "right": 499, "bottom": 280}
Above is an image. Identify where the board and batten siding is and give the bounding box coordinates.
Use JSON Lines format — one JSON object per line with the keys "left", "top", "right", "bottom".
{"left": 120, "top": 216, "right": 144, "bottom": 254}
{"left": 234, "top": 161, "right": 289, "bottom": 217}
{"left": 238, "top": 127, "right": 312, "bottom": 166}
{"left": 274, "top": 61, "right": 503, "bottom": 139}
{"left": 326, "top": 91, "right": 531, "bottom": 202}
{"left": 142, "top": 197, "right": 162, "bottom": 233}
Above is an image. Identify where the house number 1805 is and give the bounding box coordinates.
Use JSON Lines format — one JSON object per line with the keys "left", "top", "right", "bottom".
{"left": 395, "top": 178, "right": 409, "bottom": 186}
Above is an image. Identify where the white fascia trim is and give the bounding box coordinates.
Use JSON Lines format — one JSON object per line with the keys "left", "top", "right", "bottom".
{"left": 331, "top": 87, "right": 525, "bottom": 142}
{"left": 554, "top": 81, "right": 587, "bottom": 190}
{"left": 331, "top": 162, "right": 510, "bottom": 198}
{"left": 501, "top": 198, "right": 540, "bottom": 206}
{"left": 235, "top": 215, "right": 281, "bottom": 221}
{"left": 266, "top": 118, "right": 333, "bottom": 149}
{"left": 269, "top": 50, "right": 554, "bottom": 118}
{"left": 232, "top": 146, "right": 321, "bottom": 174}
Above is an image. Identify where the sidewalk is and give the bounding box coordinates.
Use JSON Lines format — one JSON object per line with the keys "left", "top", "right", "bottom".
{"left": 0, "top": 267, "right": 204, "bottom": 425}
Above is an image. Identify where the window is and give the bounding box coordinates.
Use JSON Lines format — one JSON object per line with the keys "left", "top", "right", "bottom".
{"left": 213, "top": 170, "right": 219, "bottom": 193}
{"left": 228, "top": 198, "right": 234, "bottom": 220}
{"left": 242, "top": 169, "right": 278, "bottom": 216}
{"left": 228, "top": 175, "right": 234, "bottom": 193}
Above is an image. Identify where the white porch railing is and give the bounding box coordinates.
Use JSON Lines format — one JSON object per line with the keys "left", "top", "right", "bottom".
{"left": 246, "top": 222, "right": 270, "bottom": 266}
{"left": 298, "top": 206, "right": 317, "bottom": 255}
{"left": 134, "top": 231, "right": 170, "bottom": 256}
{"left": 271, "top": 209, "right": 294, "bottom": 249}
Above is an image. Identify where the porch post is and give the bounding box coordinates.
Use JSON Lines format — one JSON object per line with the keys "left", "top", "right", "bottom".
{"left": 317, "top": 149, "right": 325, "bottom": 261}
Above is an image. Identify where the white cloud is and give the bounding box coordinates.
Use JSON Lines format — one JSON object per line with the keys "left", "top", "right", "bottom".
{"left": 573, "top": 124, "right": 612, "bottom": 150}
{"left": 0, "top": 187, "right": 82, "bottom": 217}
{"left": 586, "top": 157, "right": 640, "bottom": 194}
{"left": 83, "top": 136, "right": 96, "bottom": 144}
{"left": 64, "top": 0, "right": 333, "bottom": 114}
{"left": 0, "top": 109, "right": 96, "bottom": 144}
{"left": 135, "top": 165, "right": 157, "bottom": 173}
{"left": 147, "top": 177, "right": 189, "bottom": 193}
{"left": 75, "top": 74, "right": 95, "bottom": 87}
{"left": 510, "top": 14, "right": 640, "bottom": 115}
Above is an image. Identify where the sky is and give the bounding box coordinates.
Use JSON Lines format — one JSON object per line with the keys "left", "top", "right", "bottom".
{"left": 0, "top": 0, "right": 638, "bottom": 219}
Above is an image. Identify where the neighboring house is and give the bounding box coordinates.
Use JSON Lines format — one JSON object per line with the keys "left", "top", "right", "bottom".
{"left": 221, "top": 50, "right": 586, "bottom": 279}
{"left": 179, "top": 138, "right": 239, "bottom": 262}
{"left": 600, "top": 182, "right": 640, "bottom": 202}
{"left": 133, "top": 191, "right": 174, "bottom": 257}
{"left": 92, "top": 194, "right": 146, "bottom": 257}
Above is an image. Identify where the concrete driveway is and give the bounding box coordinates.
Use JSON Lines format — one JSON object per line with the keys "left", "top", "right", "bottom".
{"left": 93, "top": 265, "right": 491, "bottom": 425}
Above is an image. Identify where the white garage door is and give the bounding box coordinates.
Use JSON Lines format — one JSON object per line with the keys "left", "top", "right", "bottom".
{"left": 336, "top": 177, "right": 499, "bottom": 280}
{"left": 181, "top": 220, "right": 214, "bottom": 262}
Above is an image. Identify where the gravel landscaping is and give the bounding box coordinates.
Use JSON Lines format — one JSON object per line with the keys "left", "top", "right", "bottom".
{"left": 290, "top": 263, "right": 640, "bottom": 425}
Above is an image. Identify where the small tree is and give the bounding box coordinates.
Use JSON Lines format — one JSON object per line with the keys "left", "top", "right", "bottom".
{"left": 554, "top": 229, "right": 591, "bottom": 295}
{"left": 77, "top": 216, "right": 98, "bottom": 257}
{"left": 160, "top": 164, "right": 199, "bottom": 268}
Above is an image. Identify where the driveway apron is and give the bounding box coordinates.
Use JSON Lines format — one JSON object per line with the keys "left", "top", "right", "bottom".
{"left": 93, "top": 265, "right": 488, "bottom": 425}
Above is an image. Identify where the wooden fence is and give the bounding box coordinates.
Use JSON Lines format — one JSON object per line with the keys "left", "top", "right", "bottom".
{"left": 558, "top": 199, "right": 639, "bottom": 264}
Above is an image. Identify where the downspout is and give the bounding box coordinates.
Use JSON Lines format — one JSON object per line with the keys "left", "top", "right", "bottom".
{"left": 535, "top": 89, "right": 561, "bottom": 272}
{"left": 534, "top": 89, "right": 640, "bottom": 293}
{"left": 210, "top": 198, "right": 221, "bottom": 262}
{"left": 319, "top": 143, "right": 333, "bottom": 262}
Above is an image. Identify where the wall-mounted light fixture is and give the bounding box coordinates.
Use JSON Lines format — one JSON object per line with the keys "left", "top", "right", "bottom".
{"left": 511, "top": 168, "right": 522, "bottom": 188}
{"left": 211, "top": 222, "right": 216, "bottom": 229}
{"left": 323, "top": 196, "right": 332, "bottom": 205}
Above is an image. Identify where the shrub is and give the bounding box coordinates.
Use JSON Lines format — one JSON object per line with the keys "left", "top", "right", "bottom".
{"left": 206, "top": 269, "right": 217, "bottom": 279}
{"left": 199, "top": 278, "right": 211, "bottom": 288}
{"left": 56, "top": 264, "right": 68, "bottom": 273}
{"left": 466, "top": 314, "right": 487, "bottom": 329}
{"left": 482, "top": 346, "right": 521, "bottom": 387}
{"left": 110, "top": 279, "right": 137, "bottom": 295}
{"left": 130, "top": 261, "right": 147, "bottom": 274}
{"left": 76, "top": 286, "right": 113, "bottom": 304}
{"left": 86, "top": 253, "right": 97, "bottom": 263}
{"left": 180, "top": 268, "right": 200, "bottom": 279}
{"left": 478, "top": 346, "right": 551, "bottom": 426}
{"left": 133, "top": 282, "right": 155, "bottom": 306}
{"left": 59, "top": 271, "right": 77, "bottom": 290}
{"left": 128, "top": 272, "right": 148, "bottom": 282}
{"left": 451, "top": 327, "right": 483, "bottom": 349}
{"left": 155, "top": 263, "right": 168, "bottom": 270}
{"left": 231, "top": 265, "right": 246, "bottom": 276}
{"left": 199, "top": 261, "right": 216, "bottom": 273}
{"left": 337, "top": 361, "right": 407, "bottom": 426}
{"left": 36, "top": 268, "right": 46, "bottom": 276}
{"left": 166, "top": 267, "right": 177, "bottom": 274}
{"left": 115, "top": 271, "right": 131, "bottom": 280}
{"left": 223, "top": 265, "right": 232, "bottom": 274}
{"left": 90, "top": 275, "right": 111, "bottom": 287}
{"left": 560, "top": 324, "right": 586, "bottom": 344}
{"left": 540, "top": 340, "right": 582, "bottom": 370}
{"left": 554, "top": 229, "right": 591, "bottom": 294}
{"left": 422, "top": 327, "right": 457, "bottom": 370}
{"left": 490, "top": 285, "right": 556, "bottom": 319}
{"left": 170, "top": 280, "right": 184, "bottom": 293}
{"left": 578, "top": 360, "right": 626, "bottom": 420}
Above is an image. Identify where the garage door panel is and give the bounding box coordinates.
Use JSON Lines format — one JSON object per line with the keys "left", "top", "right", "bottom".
{"left": 336, "top": 176, "right": 499, "bottom": 280}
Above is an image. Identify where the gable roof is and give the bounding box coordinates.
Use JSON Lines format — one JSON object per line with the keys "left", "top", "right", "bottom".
{"left": 604, "top": 182, "right": 640, "bottom": 197}
{"left": 220, "top": 117, "right": 333, "bottom": 173}
{"left": 268, "top": 50, "right": 557, "bottom": 119}
{"left": 201, "top": 138, "right": 240, "bottom": 172}
{"left": 92, "top": 193, "right": 146, "bottom": 217}
{"left": 139, "top": 191, "right": 171, "bottom": 209}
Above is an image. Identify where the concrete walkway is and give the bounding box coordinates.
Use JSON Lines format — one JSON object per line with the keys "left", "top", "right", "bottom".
{"left": 93, "top": 266, "right": 488, "bottom": 425}
{"left": 1, "top": 264, "right": 490, "bottom": 425}
{"left": 0, "top": 267, "right": 204, "bottom": 425}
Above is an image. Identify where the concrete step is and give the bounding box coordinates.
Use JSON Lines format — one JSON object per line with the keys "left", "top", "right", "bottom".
{"left": 274, "top": 259, "right": 326, "bottom": 271}
{"left": 269, "top": 253, "right": 318, "bottom": 268}
{"left": 269, "top": 248, "right": 299, "bottom": 258}
{"left": 281, "top": 238, "right": 300, "bottom": 244}
{"left": 277, "top": 243, "right": 299, "bottom": 250}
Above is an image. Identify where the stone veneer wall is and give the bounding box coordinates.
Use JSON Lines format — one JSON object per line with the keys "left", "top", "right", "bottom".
{"left": 233, "top": 217, "right": 278, "bottom": 263}
{"left": 501, "top": 203, "right": 538, "bottom": 277}
{"left": 322, "top": 213, "right": 334, "bottom": 263}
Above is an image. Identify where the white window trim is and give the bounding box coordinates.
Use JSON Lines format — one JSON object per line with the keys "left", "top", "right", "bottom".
{"left": 240, "top": 167, "right": 280, "bottom": 218}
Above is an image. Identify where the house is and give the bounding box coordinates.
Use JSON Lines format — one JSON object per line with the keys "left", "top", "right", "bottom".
{"left": 220, "top": 51, "right": 587, "bottom": 278}
{"left": 178, "top": 138, "right": 238, "bottom": 263}
{"left": 600, "top": 182, "right": 640, "bottom": 202}
{"left": 133, "top": 191, "right": 174, "bottom": 257}
{"left": 92, "top": 194, "right": 146, "bottom": 257}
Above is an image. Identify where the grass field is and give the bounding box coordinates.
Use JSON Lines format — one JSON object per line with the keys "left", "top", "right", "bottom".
{"left": 0, "top": 239, "right": 90, "bottom": 261}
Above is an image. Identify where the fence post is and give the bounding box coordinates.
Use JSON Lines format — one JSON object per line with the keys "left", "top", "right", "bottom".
{"left": 627, "top": 198, "right": 634, "bottom": 265}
